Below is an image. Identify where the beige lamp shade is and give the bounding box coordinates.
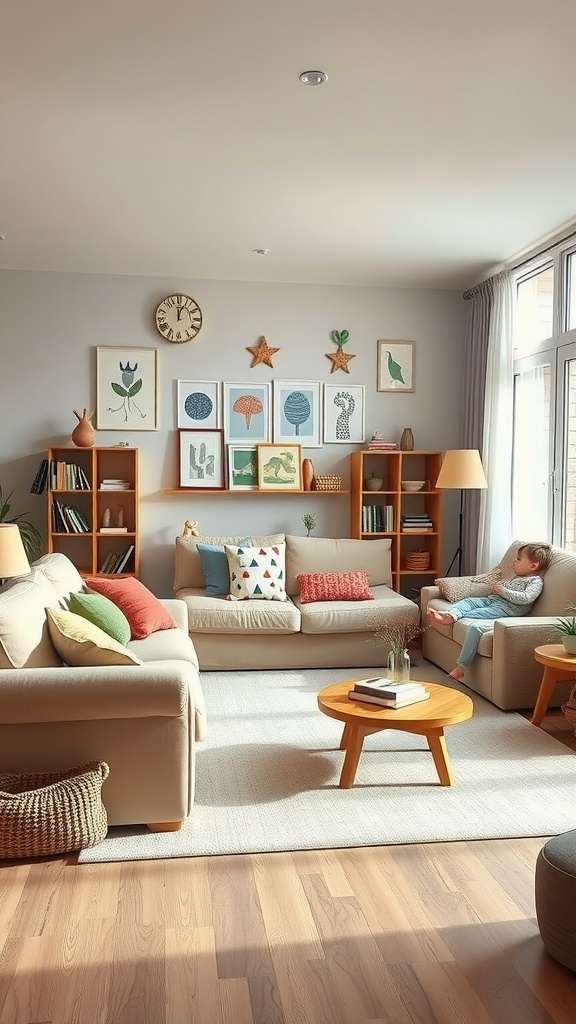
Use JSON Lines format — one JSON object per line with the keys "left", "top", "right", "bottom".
{"left": 435, "top": 449, "right": 488, "bottom": 490}
{"left": 0, "top": 524, "right": 31, "bottom": 578}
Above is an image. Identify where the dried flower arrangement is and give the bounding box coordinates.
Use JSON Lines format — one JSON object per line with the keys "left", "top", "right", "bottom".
{"left": 366, "top": 611, "right": 426, "bottom": 654}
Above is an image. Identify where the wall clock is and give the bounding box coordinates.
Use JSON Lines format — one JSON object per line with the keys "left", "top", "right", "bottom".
{"left": 155, "top": 294, "right": 203, "bottom": 343}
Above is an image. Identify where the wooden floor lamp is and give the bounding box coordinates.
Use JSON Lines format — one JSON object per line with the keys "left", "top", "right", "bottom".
{"left": 435, "top": 449, "right": 488, "bottom": 576}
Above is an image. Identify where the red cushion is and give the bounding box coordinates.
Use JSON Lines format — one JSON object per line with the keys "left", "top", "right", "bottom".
{"left": 84, "top": 577, "right": 176, "bottom": 640}
{"left": 296, "top": 571, "right": 374, "bottom": 604}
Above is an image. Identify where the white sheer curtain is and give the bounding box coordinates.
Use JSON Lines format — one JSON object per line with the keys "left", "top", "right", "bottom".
{"left": 477, "top": 271, "right": 514, "bottom": 571}
{"left": 512, "top": 364, "right": 550, "bottom": 540}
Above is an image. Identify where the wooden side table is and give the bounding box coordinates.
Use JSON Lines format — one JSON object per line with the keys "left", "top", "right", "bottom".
{"left": 531, "top": 644, "right": 576, "bottom": 726}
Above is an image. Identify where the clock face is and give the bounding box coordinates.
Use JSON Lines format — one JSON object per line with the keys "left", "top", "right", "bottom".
{"left": 155, "top": 294, "right": 203, "bottom": 343}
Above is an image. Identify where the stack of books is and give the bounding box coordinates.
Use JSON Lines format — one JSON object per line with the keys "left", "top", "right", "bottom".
{"left": 367, "top": 437, "right": 397, "bottom": 450}
{"left": 99, "top": 478, "right": 131, "bottom": 490}
{"left": 401, "top": 513, "right": 433, "bottom": 532}
{"left": 348, "top": 677, "right": 430, "bottom": 708}
{"left": 97, "top": 544, "right": 135, "bottom": 574}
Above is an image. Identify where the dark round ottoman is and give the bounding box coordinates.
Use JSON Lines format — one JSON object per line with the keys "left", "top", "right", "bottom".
{"left": 535, "top": 830, "right": 576, "bottom": 971}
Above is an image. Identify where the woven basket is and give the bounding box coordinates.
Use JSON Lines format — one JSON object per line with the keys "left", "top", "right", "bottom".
{"left": 0, "top": 761, "right": 109, "bottom": 859}
{"left": 314, "top": 474, "right": 342, "bottom": 491}
{"left": 562, "top": 684, "right": 576, "bottom": 736}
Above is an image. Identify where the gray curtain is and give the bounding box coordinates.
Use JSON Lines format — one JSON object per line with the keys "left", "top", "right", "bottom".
{"left": 461, "top": 278, "right": 493, "bottom": 574}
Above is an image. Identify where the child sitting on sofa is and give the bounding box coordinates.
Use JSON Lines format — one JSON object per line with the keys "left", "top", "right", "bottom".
{"left": 428, "top": 541, "right": 553, "bottom": 680}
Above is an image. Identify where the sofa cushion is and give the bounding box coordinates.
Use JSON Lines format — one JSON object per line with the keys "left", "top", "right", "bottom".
{"left": 297, "top": 571, "right": 374, "bottom": 603}
{"left": 295, "top": 584, "right": 418, "bottom": 635}
{"left": 174, "top": 533, "right": 286, "bottom": 592}
{"left": 285, "top": 536, "right": 392, "bottom": 596}
{"left": 46, "top": 608, "right": 142, "bottom": 667}
{"left": 84, "top": 576, "right": 177, "bottom": 639}
{"left": 68, "top": 591, "right": 131, "bottom": 646}
{"left": 128, "top": 627, "right": 199, "bottom": 667}
{"left": 434, "top": 567, "right": 501, "bottom": 603}
{"left": 0, "top": 570, "right": 63, "bottom": 669}
{"left": 31, "top": 552, "right": 85, "bottom": 599}
{"left": 178, "top": 589, "right": 301, "bottom": 633}
{"left": 196, "top": 539, "right": 250, "bottom": 595}
{"left": 225, "top": 543, "right": 287, "bottom": 601}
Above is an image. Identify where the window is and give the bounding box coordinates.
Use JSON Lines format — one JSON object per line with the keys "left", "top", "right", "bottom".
{"left": 514, "top": 264, "right": 554, "bottom": 353}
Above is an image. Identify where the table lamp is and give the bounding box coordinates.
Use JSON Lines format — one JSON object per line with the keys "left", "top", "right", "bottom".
{"left": 0, "top": 523, "right": 31, "bottom": 583}
{"left": 435, "top": 449, "right": 488, "bottom": 576}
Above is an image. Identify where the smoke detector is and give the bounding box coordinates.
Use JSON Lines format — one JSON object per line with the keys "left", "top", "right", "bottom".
{"left": 299, "top": 70, "right": 328, "bottom": 87}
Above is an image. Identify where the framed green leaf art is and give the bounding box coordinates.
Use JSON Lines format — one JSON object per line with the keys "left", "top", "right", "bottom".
{"left": 377, "top": 340, "right": 415, "bottom": 393}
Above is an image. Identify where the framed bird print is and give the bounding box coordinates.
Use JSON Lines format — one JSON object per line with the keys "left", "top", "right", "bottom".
{"left": 377, "top": 340, "right": 415, "bottom": 393}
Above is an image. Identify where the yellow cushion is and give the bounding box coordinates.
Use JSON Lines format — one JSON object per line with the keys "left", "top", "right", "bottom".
{"left": 46, "top": 609, "right": 142, "bottom": 667}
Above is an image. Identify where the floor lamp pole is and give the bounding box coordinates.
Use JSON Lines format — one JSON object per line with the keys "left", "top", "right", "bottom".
{"left": 444, "top": 488, "right": 464, "bottom": 577}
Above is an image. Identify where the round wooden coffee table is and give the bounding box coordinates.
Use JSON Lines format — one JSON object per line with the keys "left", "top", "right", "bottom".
{"left": 531, "top": 644, "right": 576, "bottom": 726}
{"left": 317, "top": 681, "right": 473, "bottom": 789}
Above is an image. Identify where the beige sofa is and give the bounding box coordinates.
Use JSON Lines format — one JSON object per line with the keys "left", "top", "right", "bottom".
{"left": 422, "top": 540, "right": 576, "bottom": 710}
{"left": 174, "top": 533, "right": 419, "bottom": 670}
{"left": 0, "top": 553, "right": 205, "bottom": 829}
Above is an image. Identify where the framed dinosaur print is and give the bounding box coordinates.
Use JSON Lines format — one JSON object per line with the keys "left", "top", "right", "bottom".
{"left": 377, "top": 340, "right": 415, "bottom": 392}
{"left": 256, "top": 444, "right": 302, "bottom": 490}
{"left": 323, "top": 384, "right": 365, "bottom": 444}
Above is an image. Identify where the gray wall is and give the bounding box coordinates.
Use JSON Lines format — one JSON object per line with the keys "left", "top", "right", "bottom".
{"left": 0, "top": 270, "right": 466, "bottom": 594}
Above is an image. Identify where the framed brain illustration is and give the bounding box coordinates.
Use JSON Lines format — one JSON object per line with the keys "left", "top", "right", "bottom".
{"left": 176, "top": 380, "right": 220, "bottom": 429}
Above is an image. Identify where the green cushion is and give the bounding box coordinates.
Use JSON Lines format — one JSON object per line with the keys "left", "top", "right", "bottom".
{"left": 68, "top": 590, "right": 131, "bottom": 646}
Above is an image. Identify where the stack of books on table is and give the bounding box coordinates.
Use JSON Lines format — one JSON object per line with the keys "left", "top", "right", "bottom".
{"left": 348, "top": 677, "right": 430, "bottom": 708}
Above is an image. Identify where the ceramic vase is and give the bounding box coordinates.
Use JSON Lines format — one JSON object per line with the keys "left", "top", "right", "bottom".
{"left": 387, "top": 647, "right": 411, "bottom": 684}
{"left": 562, "top": 635, "right": 576, "bottom": 655}
{"left": 302, "top": 458, "right": 314, "bottom": 491}
{"left": 400, "top": 427, "right": 414, "bottom": 451}
{"left": 71, "top": 408, "right": 95, "bottom": 448}
{"left": 366, "top": 477, "right": 384, "bottom": 491}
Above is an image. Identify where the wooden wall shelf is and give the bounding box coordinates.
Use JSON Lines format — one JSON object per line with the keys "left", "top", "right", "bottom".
{"left": 163, "top": 488, "right": 349, "bottom": 495}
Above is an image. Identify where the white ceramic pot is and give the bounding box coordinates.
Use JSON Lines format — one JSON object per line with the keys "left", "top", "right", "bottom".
{"left": 562, "top": 635, "right": 576, "bottom": 655}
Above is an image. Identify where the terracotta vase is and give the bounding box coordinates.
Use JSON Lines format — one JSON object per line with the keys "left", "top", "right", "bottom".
{"left": 302, "top": 458, "right": 314, "bottom": 491}
{"left": 71, "top": 408, "right": 95, "bottom": 448}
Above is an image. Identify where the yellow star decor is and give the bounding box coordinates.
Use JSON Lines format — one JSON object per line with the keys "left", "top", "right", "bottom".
{"left": 247, "top": 335, "right": 280, "bottom": 368}
{"left": 326, "top": 347, "right": 356, "bottom": 373}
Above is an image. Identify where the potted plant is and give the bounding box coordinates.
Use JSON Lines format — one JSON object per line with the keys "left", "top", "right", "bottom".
{"left": 0, "top": 487, "right": 42, "bottom": 562}
{"left": 365, "top": 471, "right": 384, "bottom": 492}
{"left": 556, "top": 603, "right": 576, "bottom": 654}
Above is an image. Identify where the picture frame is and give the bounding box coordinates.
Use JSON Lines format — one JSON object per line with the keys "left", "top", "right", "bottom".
{"left": 273, "top": 380, "right": 322, "bottom": 447}
{"left": 227, "top": 445, "right": 259, "bottom": 490}
{"left": 257, "top": 443, "right": 302, "bottom": 491}
{"left": 377, "top": 340, "right": 415, "bottom": 392}
{"left": 323, "top": 384, "right": 365, "bottom": 444}
{"left": 96, "top": 347, "right": 158, "bottom": 430}
{"left": 176, "top": 380, "right": 220, "bottom": 429}
{"left": 223, "top": 382, "right": 271, "bottom": 443}
{"left": 178, "top": 429, "right": 225, "bottom": 489}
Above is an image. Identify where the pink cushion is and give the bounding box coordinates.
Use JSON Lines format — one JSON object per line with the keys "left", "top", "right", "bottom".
{"left": 84, "top": 577, "right": 176, "bottom": 640}
{"left": 297, "top": 571, "right": 374, "bottom": 604}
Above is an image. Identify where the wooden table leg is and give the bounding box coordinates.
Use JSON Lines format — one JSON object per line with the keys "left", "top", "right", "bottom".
{"left": 339, "top": 722, "right": 352, "bottom": 750}
{"left": 338, "top": 724, "right": 366, "bottom": 788}
{"left": 426, "top": 728, "right": 454, "bottom": 786}
{"left": 531, "top": 667, "right": 571, "bottom": 726}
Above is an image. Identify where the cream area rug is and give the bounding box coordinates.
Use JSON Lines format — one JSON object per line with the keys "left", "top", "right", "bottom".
{"left": 79, "top": 661, "right": 576, "bottom": 863}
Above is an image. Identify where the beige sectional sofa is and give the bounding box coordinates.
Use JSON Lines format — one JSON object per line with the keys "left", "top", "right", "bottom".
{"left": 0, "top": 553, "right": 205, "bottom": 829}
{"left": 174, "top": 533, "right": 419, "bottom": 670}
{"left": 422, "top": 540, "right": 576, "bottom": 710}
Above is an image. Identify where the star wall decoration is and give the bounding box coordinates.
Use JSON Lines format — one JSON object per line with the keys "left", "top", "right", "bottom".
{"left": 326, "top": 329, "right": 356, "bottom": 373}
{"left": 247, "top": 335, "right": 280, "bottom": 368}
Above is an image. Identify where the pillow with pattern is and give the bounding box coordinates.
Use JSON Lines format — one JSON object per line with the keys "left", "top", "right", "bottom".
{"left": 434, "top": 566, "right": 501, "bottom": 603}
{"left": 297, "top": 571, "right": 374, "bottom": 604}
{"left": 225, "top": 543, "right": 287, "bottom": 601}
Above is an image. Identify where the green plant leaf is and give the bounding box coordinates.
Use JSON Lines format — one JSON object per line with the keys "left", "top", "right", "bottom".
{"left": 340, "top": 330, "right": 349, "bottom": 343}
{"left": 128, "top": 379, "right": 142, "bottom": 397}
{"left": 111, "top": 383, "right": 128, "bottom": 397}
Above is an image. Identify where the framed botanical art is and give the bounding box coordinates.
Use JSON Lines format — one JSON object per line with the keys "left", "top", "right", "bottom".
{"left": 96, "top": 347, "right": 158, "bottom": 430}
{"left": 377, "top": 340, "right": 415, "bottom": 392}
{"left": 273, "top": 380, "right": 322, "bottom": 447}
{"left": 223, "top": 382, "right": 271, "bottom": 443}
{"left": 178, "top": 429, "right": 225, "bottom": 489}
{"left": 323, "top": 384, "right": 365, "bottom": 444}
{"left": 257, "top": 444, "right": 302, "bottom": 491}
{"left": 176, "top": 380, "right": 220, "bottom": 429}
{"left": 227, "top": 445, "right": 258, "bottom": 490}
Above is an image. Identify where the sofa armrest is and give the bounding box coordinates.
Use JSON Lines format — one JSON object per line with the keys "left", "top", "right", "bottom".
{"left": 420, "top": 584, "right": 441, "bottom": 621}
{"left": 0, "top": 662, "right": 198, "bottom": 725}
{"left": 491, "top": 616, "right": 563, "bottom": 709}
{"left": 159, "top": 598, "right": 188, "bottom": 631}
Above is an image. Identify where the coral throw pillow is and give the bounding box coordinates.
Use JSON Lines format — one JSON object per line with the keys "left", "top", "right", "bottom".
{"left": 434, "top": 567, "right": 501, "bottom": 603}
{"left": 297, "top": 571, "right": 374, "bottom": 604}
{"left": 225, "top": 544, "right": 287, "bottom": 601}
{"left": 84, "top": 577, "right": 176, "bottom": 639}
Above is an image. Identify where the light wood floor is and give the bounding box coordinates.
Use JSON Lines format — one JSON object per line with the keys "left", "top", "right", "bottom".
{"left": 1, "top": 709, "right": 575, "bottom": 1024}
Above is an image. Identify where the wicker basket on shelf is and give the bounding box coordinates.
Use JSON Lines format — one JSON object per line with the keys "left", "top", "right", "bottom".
{"left": 404, "top": 550, "right": 431, "bottom": 571}
{"left": 562, "top": 683, "right": 576, "bottom": 736}
{"left": 313, "top": 474, "right": 342, "bottom": 491}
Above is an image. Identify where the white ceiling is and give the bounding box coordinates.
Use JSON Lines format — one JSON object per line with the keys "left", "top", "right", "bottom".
{"left": 2, "top": 0, "right": 576, "bottom": 290}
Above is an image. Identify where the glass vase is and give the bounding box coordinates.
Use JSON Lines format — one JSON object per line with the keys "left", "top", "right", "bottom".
{"left": 387, "top": 647, "right": 411, "bottom": 684}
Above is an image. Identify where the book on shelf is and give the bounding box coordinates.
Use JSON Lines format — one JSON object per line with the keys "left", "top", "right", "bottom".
{"left": 30, "top": 458, "right": 49, "bottom": 494}
{"left": 348, "top": 689, "right": 430, "bottom": 709}
{"left": 98, "top": 551, "right": 118, "bottom": 574}
{"left": 99, "top": 479, "right": 130, "bottom": 490}
{"left": 100, "top": 527, "right": 128, "bottom": 533}
{"left": 352, "top": 678, "right": 427, "bottom": 700}
{"left": 113, "top": 544, "right": 135, "bottom": 574}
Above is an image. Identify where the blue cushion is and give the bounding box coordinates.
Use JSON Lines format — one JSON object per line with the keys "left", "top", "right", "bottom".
{"left": 197, "top": 540, "right": 250, "bottom": 595}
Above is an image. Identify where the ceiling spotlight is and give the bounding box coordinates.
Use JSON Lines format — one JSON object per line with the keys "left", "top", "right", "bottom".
{"left": 299, "top": 70, "right": 328, "bottom": 87}
{"left": 0, "top": 235, "right": 5, "bottom": 241}
{"left": 252, "top": 248, "right": 270, "bottom": 255}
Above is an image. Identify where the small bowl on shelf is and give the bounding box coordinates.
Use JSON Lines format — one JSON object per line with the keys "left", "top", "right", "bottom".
{"left": 401, "top": 480, "right": 425, "bottom": 492}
